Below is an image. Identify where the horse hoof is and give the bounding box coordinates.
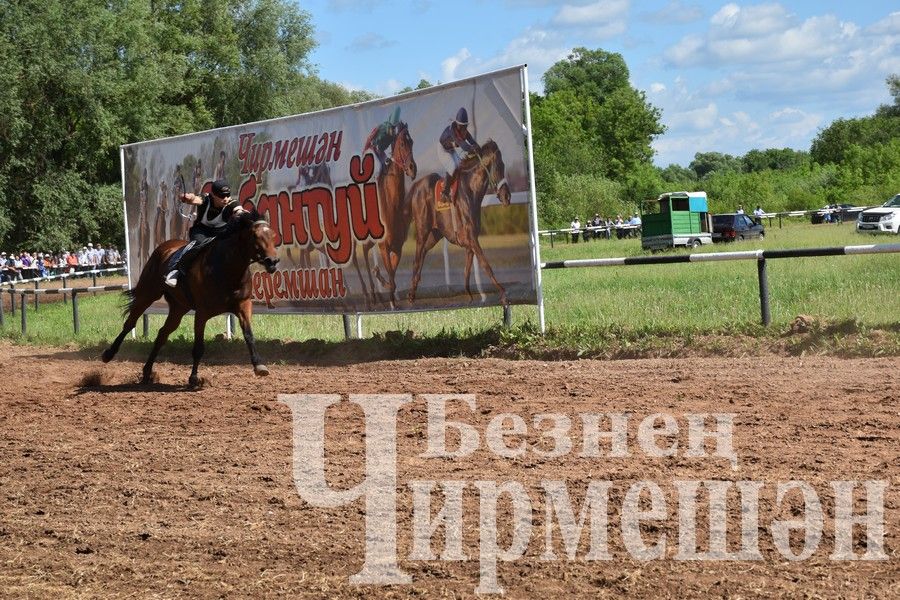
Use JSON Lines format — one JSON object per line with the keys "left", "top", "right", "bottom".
{"left": 188, "top": 375, "right": 208, "bottom": 390}
{"left": 101, "top": 348, "right": 114, "bottom": 363}
{"left": 254, "top": 364, "right": 270, "bottom": 377}
{"left": 141, "top": 371, "right": 159, "bottom": 385}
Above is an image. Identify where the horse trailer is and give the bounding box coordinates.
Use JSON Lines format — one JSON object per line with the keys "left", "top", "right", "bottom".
{"left": 641, "top": 191, "right": 713, "bottom": 251}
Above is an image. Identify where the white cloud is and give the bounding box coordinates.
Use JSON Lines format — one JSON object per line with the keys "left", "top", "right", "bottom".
{"left": 552, "top": 0, "right": 629, "bottom": 26}
{"left": 640, "top": 0, "right": 704, "bottom": 25}
{"left": 869, "top": 11, "right": 900, "bottom": 34}
{"left": 441, "top": 48, "right": 472, "bottom": 82}
{"left": 650, "top": 82, "right": 666, "bottom": 93}
{"left": 666, "top": 103, "right": 719, "bottom": 130}
{"left": 709, "top": 3, "right": 791, "bottom": 38}
{"left": 439, "top": 28, "right": 569, "bottom": 92}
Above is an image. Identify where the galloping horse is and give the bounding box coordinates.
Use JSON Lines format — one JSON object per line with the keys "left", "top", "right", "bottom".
{"left": 407, "top": 140, "right": 511, "bottom": 305}
{"left": 102, "top": 210, "right": 280, "bottom": 388}
{"left": 361, "top": 121, "right": 417, "bottom": 306}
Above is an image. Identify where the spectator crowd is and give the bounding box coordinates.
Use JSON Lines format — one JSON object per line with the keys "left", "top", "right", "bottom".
{"left": 1, "top": 243, "right": 124, "bottom": 282}
{"left": 568, "top": 213, "right": 643, "bottom": 242}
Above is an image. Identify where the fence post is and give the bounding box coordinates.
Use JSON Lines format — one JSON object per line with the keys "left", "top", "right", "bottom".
{"left": 549, "top": 231, "right": 555, "bottom": 248}
{"left": 72, "top": 291, "right": 80, "bottom": 334}
{"left": 502, "top": 305, "right": 512, "bottom": 329}
{"left": 62, "top": 275, "right": 67, "bottom": 304}
{"left": 34, "top": 280, "right": 39, "bottom": 311}
{"left": 20, "top": 291, "right": 26, "bottom": 335}
{"left": 342, "top": 314, "right": 353, "bottom": 340}
{"left": 8, "top": 288, "right": 15, "bottom": 316}
{"left": 757, "top": 258, "right": 771, "bottom": 327}
{"left": 142, "top": 313, "right": 149, "bottom": 338}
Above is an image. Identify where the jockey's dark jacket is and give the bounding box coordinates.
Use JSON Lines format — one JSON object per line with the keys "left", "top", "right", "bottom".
{"left": 189, "top": 194, "right": 241, "bottom": 240}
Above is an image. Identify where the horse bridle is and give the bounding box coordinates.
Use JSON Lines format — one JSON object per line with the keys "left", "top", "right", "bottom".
{"left": 473, "top": 149, "right": 508, "bottom": 195}
{"left": 251, "top": 219, "right": 274, "bottom": 264}
{"left": 391, "top": 125, "right": 413, "bottom": 173}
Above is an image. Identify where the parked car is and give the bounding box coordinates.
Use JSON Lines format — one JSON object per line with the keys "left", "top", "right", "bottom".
{"left": 712, "top": 213, "right": 765, "bottom": 242}
{"left": 811, "top": 203, "right": 862, "bottom": 224}
{"left": 856, "top": 194, "right": 900, "bottom": 234}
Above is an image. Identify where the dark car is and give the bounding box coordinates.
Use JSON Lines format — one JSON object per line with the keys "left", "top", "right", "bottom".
{"left": 810, "top": 203, "right": 860, "bottom": 224}
{"left": 712, "top": 213, "right": 765, "bottom": 242}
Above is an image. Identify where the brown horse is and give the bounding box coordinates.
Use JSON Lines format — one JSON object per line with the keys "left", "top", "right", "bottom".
{"left": 407, "top": 140, "right": 511, "bottom": 305}
{"left": 361, "top": 121, "right": 417, "bottom": 307}
{"left": 102, "top": 210, "right": 280, "bottom": 388}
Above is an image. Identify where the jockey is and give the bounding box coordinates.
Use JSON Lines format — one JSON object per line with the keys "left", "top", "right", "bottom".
{"left": 438, "top": 107, "right": 480, "bottom": 210}
{"left": 164, "top": 179, "right": 245, "bottom": 287}
{"left": 363, "top": 105, "right": 401, "bottom": 170}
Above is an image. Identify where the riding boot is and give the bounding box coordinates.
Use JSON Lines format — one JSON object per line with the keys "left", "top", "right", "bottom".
{"left": 437, "top": 173, "right": 453, "bottom": 211}
{"left": 164, "top": 240, "right": 196, "bottom": 287}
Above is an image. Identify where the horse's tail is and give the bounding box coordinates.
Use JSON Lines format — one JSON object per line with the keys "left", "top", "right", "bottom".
{"left": 123, "top": 240, "right": 185, "bottom": 315}
{"left": 120, "top": 288, "right": 137, "bottom": 318}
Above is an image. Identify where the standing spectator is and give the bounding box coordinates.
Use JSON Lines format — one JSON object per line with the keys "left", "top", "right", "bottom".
{"left": 570, "top": 216, "right": 581, "bottom": 243}
{"left": 736, "top": 205, "right": 745, "bottom": 215}
{"left": 753, "top": 205, "right": 765, "bottom": 224}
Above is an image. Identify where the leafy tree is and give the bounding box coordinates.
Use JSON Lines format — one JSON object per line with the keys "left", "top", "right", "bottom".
{"left": 659, "top": 164, "right": 697, "bottom": 185}
{"left": 396, "top": 79, "right": 433, "bottom": 94}
{"left": 537, "top": 47, "right": 665, "bottom": 183}
{"left": 543, "top": 47, "right": 629, "bottom": 104}
{"left": 689, "top": 152, "right": 742, "bottom": 179}
{"left": 742, "top": 148, "right": 809, "bottom": 173}
{"left": 875, "top": 74, "right": 900, "bottom": 118}
{"left": 0, "top": 0, "right": 359, "bottom": 251}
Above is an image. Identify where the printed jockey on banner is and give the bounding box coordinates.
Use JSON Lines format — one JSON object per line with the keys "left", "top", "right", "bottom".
{"left": 363, "top": 106, "right": 402, "bottom": 172}
{"left": 437, "top": 107, "right": 482, "bottom": 211}
{"left": 164, "top": 179, "right": 246, "bottom": 287}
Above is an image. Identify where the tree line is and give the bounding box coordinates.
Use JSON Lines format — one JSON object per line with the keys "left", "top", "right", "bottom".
{"left": 1, "top": 1, "right": 898, "bottom": 252}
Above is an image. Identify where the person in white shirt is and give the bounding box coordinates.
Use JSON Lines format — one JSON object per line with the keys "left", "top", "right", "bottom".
{"left": 570, "top": 217, "right": 581, "bottom": 243}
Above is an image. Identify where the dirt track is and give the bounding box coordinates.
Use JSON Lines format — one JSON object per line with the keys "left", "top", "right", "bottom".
{"left": 1, "top": 341, "right": 897, "bottom": 598}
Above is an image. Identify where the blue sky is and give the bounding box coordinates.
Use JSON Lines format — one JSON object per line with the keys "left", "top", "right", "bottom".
{"left": 301, "top": 1, "right": 900, "bottom": 167}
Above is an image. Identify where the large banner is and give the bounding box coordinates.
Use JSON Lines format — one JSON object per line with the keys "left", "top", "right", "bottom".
{"left": 121, "top": 66, "right": 539, "bottom": 313}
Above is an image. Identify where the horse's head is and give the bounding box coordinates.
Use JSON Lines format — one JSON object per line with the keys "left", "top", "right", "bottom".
{"left": 392, "top": 122, "right": 417, "bottom": 179}
{"left": 481, "top": 140, "right": 511, "bottom": 206}
{"left": 235, "top": 210, "right": 280, "bottom": 273}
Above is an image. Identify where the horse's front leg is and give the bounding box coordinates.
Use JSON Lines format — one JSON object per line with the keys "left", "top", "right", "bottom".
{"left": 188, "top": 312, "right": 209, "bottom": 388}
{"left": 463, "top": 249, "right": 475, "bottom": 302}
{"left": 236, "top": 300, "right": 268, "bottom": 376}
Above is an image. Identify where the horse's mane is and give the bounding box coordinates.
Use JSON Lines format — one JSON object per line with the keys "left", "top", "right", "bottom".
{"left": 460, "top": 139, "right": 499, "bottom": 170}
{"left": 223, "top": 207, "right": 265, "bottom": 237}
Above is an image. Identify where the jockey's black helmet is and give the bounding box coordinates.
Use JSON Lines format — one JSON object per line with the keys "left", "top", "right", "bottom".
{"left": 454, "top": 107, "right": 469, "bottom": 126}
{"left": 211, "top": 179, "right": 231, "bottom": 197}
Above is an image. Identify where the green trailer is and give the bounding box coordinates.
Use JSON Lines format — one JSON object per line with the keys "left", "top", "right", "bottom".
{"left": 641, "top": 191, "right": 713, "bottom": 251}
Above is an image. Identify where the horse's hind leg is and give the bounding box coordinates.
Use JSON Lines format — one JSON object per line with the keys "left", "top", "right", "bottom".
{"left": 470, "top": 241, "right": 507, "bottom": 305}
{"left": 407, "top": 230, "right": 441, "bottom": 304}
{"left": 236, "top": 300, "right": 268, "bottom": 376}
{"left": 142, "top": 307, "right": 187, "bottom": 383}
{"left": 103, "top": 289, "right": 161, "bottom": 363}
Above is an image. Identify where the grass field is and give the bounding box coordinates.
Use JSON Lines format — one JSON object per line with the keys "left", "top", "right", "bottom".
{"left": 1, "top": 220, "right": 898, "bottom": 357}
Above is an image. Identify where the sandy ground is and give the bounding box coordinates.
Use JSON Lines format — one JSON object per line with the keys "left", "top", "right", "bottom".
{"left": 0, "top": 341, "right": 897, "bottom": 598}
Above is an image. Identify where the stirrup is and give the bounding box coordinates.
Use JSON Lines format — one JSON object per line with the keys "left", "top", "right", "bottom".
{"left": 164, "top": 269, "right": 179, "bottom": 287}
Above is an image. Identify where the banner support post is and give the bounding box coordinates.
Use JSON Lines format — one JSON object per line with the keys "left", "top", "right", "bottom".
{"left": 522, "top": 65, "right": 546, "bottom": 333}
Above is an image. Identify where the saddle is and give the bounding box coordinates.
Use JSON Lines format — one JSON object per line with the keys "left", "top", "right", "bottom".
{"left": 434, "top": 178, "right": 458, "bottom": 212}
{"left": 164, "top": 237, "right": 216, "bottom": 275}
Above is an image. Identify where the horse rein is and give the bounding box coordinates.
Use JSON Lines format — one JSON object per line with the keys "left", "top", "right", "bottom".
{"left": 473, "top": 150, "right": 507, "bottom": 195}
{"left": 391, "top": 126, "right": 412, "bottom": 172}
